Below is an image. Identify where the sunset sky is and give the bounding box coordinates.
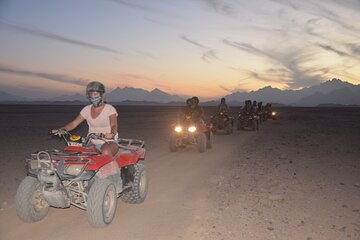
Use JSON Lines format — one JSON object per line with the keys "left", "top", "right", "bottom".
{"left": 0, "top": 0, "right": 359, "bottom": 100}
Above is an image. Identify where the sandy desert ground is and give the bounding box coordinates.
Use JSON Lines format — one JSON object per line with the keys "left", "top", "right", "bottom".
{"left": 0, "top": 105, "right": 359, "bottom": 240}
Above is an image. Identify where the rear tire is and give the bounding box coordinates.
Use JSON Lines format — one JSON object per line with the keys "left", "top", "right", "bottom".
{"left": 87, "top": 179, "right": 117, "bottom": 228}
{"left": 197, "top": 133, "right": 207, "bottom": 153}
{"left": 16, "top": 176, "right": 49, "bottom": 223}
{"left": 121, "top": 164, "right": 148, "bottom": 204}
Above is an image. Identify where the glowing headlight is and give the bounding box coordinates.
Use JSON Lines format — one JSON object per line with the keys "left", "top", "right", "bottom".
{"left": 174, "top": 126, "right": 182, "bottom": 133}
{"left": 272, "top": 112, "right": 276, "bottom": 116}
{"left": 188, "top": 126, "right": 197, "bottom": 132}
{"left": 64, "top": 164, "right": 84, "bottom": 175}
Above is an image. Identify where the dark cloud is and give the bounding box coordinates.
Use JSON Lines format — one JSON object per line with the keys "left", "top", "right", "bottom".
{"left": 223, "top": 39, "right": 274, "bottom": 59}
{"left": 180, "top": 35, "right": 208, "bottom": 49}
{"left": 201, "top": 0, "right": 236, "bottom": 16}
{"left": 111, "top": 0, "right": 159, "bottom": 13}
{"left": 270, "top": 0, "right": 300, "bottom": 10}
{"left": 331, "top": 0, "right": 360, "bottom": 10}
{"left": 271, "top": 0, "right": 359, "bottom": 32}
{"left": 346, "top": 43, "right": 360, "bottom": 56}
{"left": 201, "top": 49, "right": 219, "bottom": 62}
{"left": 219, "top": 84, "right": 249, "bottom": 93}
{"left": 310, "top": 2, "right": 359, "bottom": 32}
{"left": 223, "top": 38, "right": 323, "bottom": 88}
{"left": 317, "top": 44, "right": 349, "bottom": 57}
{"left": 0, "top": 63, "right": 89, "bottom": 86}
{"left": 0, "top": 18, "right": 120, "bottom": 54}
{"left": 110, "top": 0, "right": 179, "bottom": 18}
{"left": 180, "top": 35, "right": 219, "bottom": 62}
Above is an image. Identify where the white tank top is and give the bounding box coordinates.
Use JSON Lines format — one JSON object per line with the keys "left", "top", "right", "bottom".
{"left": 80, "top": 104, "right": 118, "bottom": 145}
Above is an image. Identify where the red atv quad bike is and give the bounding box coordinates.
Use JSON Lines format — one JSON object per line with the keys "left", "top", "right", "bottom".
{"left": 15, "top": 131, "right": 148, "bottom": 228}
{"left": 210, "top": 111, "right": 234, "bottom": 135}
{"left": 169, "top": 114, "right": 213, "bottom": 153}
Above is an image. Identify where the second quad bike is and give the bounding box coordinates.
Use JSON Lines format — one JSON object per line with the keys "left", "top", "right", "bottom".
{"left": 237, "top": 112, "right": 259, "bottom": 131}
{"left": 210, "top": 111, "right": 234, "bottom": 134}
{"left": 169, "top": 115, "right": 213, "bottom": 153}
{"left": 15, "top": 131, "right": 148, "bottom": 228}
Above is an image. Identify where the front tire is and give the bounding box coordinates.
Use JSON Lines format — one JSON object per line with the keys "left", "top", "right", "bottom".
{"left": 15, "top": 176, "right": 49, "bottom": 223}
{"left": 121, "top": 164, "right": 148, "bottom": 204}
{"left": 169, "top": 134, "right": 178, "bottom": 152}
{"left": 87, "top": 179, "right": 117, "bottom": 228}
{"left": 252, "top": 121, "right": 257, "bottom": 131}
{"left": 226, "top": 124, "right": 233, "bottom": 134}
{"left": 197, "top": 133, "right": 207, "bottom": 153}
{"left": 206, "top": 131, "right": 213, "bottom": 149}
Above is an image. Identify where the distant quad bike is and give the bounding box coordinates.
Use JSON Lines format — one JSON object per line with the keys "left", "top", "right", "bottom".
{"left": 169, "top": 115, "right": 213, "bottom": 153}
{"left": 237, "top": 112, "right": 259, "bottom": 131}
{"left": 210, "top": 111, "right": 234, "bottom": 134}
{"left": 268, "top": 111, "right": 278, "bottom": 120}
{"left": 15, "top": 131, "right": 148, "bottom": 228}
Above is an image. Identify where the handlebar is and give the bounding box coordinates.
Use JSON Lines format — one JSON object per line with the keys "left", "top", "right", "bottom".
{"left": 50, "top": 129, "right": 106, "bottom": 147}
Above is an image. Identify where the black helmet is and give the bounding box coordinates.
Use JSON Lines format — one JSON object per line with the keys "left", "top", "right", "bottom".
{"left": 191, "top": 96, "right": 199, "bottom": 105}
{"left": 221, "top": 97, "right": 225, "bottom": 103}
{"left": 186, "top": 98, "right": 192, "bottom": 106}
{"left": 86, "top": 81, "right": 105, "bottom": 107}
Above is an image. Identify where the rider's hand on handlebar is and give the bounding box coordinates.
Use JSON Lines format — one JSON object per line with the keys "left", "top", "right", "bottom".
{"left": 104, "top": 133, "right": 115, "bottom": 139}
{"left": 51, "top": 128, "right": 67, "bottom": 136}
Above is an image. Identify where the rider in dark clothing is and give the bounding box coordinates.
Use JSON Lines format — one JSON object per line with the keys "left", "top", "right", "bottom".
{"left": 189, "top": 96, "right": 204, "bottom": 123}
{"left": 182, "top": 98, "right": 193, "bottom": 117}
{"left": 242, "top": 100, "right": 254, "bottom": 115}
{"left": 218, "top": 97, "right": 229, "bottom": 113}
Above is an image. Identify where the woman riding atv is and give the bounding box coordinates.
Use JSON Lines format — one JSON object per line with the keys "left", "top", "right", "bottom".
{"left": 52, "top": 81, "right": 119, "bottom": 156}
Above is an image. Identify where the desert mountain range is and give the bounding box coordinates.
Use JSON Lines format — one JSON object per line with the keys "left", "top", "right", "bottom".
{"left": 0, "top": 78, "right": 359, "bottom": 106}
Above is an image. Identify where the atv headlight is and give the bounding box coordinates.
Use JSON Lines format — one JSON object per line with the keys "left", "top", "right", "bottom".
{"left": 64, "top": 164, "right": 85, "bottom": 176}
{"left": 272, "top": 112, "right": 276, "bottom": 116}
{"left": 174, "top": 126, "right": 182, "bottom": 133}
{"left": 188, "top": 126, "right": 197, "bottom": 132}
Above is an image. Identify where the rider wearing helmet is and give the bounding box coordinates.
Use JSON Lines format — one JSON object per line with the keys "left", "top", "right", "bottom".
{"left": 180, "top": 98, "right": 194, "bottom": 121}
{"left": 252, "top": 100, "right": 258, "bottom": 113}
{"left": 189, "top": 96, "right": 204, "bottom": 122}
{"left": 218, "top": 97, "right": 229, "bottom": 113}
{"left": 86, "top": 81, "right": 106, "bottom": 107}
{"left": 52, "top": 81, "right": 119, "bottom": 155}
{"left": 243, "top": 100, "right": 254, "bottom": 115}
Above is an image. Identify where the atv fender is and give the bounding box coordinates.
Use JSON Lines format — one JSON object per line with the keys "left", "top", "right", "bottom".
{"left": 97, "top": 161, "right": 120, "bottom": 179}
